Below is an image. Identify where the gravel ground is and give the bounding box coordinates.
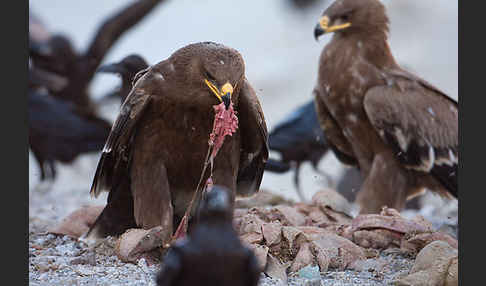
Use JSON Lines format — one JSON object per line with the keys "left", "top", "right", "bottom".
{"left": 29, "top": 223, "right": 416, "bottom": 286}
{"left": 29, "top": 183, "right": 456, "bottom": 285}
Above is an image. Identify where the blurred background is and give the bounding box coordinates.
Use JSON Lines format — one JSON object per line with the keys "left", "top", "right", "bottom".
{"left": 29, "top": 0, "right": 458, "bottom": 222}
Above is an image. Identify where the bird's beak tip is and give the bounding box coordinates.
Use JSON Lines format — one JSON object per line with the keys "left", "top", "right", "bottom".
{"left": 314, "top": 24, "right": 325, "bottom": 41}
{"left": 222, "top": 93, "right": 231, "bottom": 109}
{"left": 97, "top": 64, "right": 120, "bottom": 74}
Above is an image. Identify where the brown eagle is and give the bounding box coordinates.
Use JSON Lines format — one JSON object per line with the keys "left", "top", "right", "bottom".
{"left": 313, "top": 0, "right": 457, "bottom": 213}
{"left": 83, "top": 42, "right": 268, "bottom": 245}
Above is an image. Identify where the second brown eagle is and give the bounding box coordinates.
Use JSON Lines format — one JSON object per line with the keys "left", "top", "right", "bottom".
{"left": 313, "top": 0, "right": 458, "bottom": 213}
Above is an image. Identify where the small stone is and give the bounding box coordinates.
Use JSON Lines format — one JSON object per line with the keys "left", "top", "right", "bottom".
{"left": 396, "top": 240, "right": 458, "bottom": 286}
{"left": 49, "top": 205, "right": 104, "bottom": 238}
{"left": 311, "top": 233, "right": 365, "bottom": 270}
{"left": 265, "top": 254, "right": 288, "bottom": 283}
{"left": 353, "top": 229, "right": 401, "bottom": 249}
{"left": 70, "top": 252, "right": 96, "bottom": 266}
{"left": 38, "top": 273, "right": 49, "bottom": 281}
{"left": 77, "top": 267, "right": 96, "bottom": 276}
{"left": 290, "top": 243, "right": 314, "bottom": 272}
{"left": 348, "top": 258, "right": 387, "bottom": 272}
{"left": 303, "top": 279, "right": 322, "bottom": 286}
{"left": 115, "top": 227, "right": 167, "bottom": 263}
{"left": 137, "top": 258, "right": 149, "bottom": 272}
{"left": 269, "top": 205, "right": 307, "bottom": 227}
{"left": 445, "top": 257, "right": 458, "bottom": 286}
{"left": 298, "top": 265, "right": 320, "bottom": 280}
{"left": 311, "top": 188, "right": 354, "bottom": 217}
{"left": 36, "top": 263, "right": 50, "bottom": 273}
{"left": 262, "top": 222, "right": 283, "bottom": 246}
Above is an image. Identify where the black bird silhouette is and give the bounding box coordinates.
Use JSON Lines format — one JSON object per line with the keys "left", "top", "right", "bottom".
{"left": 30, "top": 0, "right": 164, "bottom": 113}
{"left": 97, "top": 54, "right": 149, "bottom": 103}
{"left": 156, "top": 185, "right": 260, "bottom": 286}
{"left": 28, "top": 0, "right": 164, "bottom": 182}
{"left": 28, "top": 69, "right": 112, "bottom": 181}
{"left": 265, "top": 100, "right": 335, "bottom": 201}
{"left": 286, "top": 0, "right": 328, "bottom": 10}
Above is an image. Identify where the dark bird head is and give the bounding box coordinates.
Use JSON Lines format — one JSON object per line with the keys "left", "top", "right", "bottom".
{"left": 29, "top": 39, "right": 52, "bottom": 58}
{"left": 172, "top": 42, "right": 245, "bottom": 110}
{"left": 98, "top": 54, "right": 149, "bottom": 81}
{"left": 314, "top": 0, "right": 389, "bottom": 41}
{"left": 31, "top": 34, "right": 77, "bottom": 74}
{"left": 197, "top": 185, "right": 234, "bottom": 223}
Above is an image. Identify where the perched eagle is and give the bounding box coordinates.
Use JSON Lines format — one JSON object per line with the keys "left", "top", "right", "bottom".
{"left": 83, "top": 42, "right": 268, "bottom": 245}
{"left": 313, "top": 0, "right": 457, "bottom": 213}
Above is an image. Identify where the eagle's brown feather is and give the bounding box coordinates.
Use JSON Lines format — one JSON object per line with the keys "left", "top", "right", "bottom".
{"left": 90, "top": 68, "right": 153, "bottom": 198}
{"left": 314, "top": 89, "right": 358, "bottom": 166}
{"left": 313, "top": 0, "right": 457, "bottom": 213}
{"left": 364, "top": 74, "right": 458, "bottom": 197}
{"left": 236, "top": 78, "right": 269, "bottom": 196}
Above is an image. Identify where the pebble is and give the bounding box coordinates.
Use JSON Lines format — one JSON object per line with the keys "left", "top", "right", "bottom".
{"left": 298, "top": 265, "right": 321, "bottom": 280}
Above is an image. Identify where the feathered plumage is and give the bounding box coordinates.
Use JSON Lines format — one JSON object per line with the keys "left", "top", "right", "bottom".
{"left": 84, "top": 42, "right": 268, "bottom": 245}
{"left": 313, "top": 0, "right": 457, "bottom": 213}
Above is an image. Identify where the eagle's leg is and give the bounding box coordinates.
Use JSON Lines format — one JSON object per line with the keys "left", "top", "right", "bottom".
{"left": 131, "top": 162, "right": 173, "bottom": 246}
{"left": 81, "top": 175, "right": 137, "bottom": 246}
{"left": 355, "top": 152, "right": 409, "bottom": 214}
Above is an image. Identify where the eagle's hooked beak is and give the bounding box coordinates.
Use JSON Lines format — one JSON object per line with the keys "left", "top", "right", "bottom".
{"left": 204, "top": 79, "right": 233, "bottom": 109}
{"left": 314, "top": 15, "right": 351, "bottom": 40}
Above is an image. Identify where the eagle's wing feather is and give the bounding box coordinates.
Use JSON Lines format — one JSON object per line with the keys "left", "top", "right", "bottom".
{"left": 90, "top": 68, "right": 152, "bottom": 197}
{"left": 363, "top": 76, "right": 458, "bottom": 197}
{"left": 314, "top": 89, "right": 358, "bottom": 166}
{"left": 236, "top": 78, "right": 269, "bottom": 196}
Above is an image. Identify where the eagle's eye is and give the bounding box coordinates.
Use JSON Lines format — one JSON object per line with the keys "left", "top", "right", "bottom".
{"left": 205, "top": 70, "right": 216, "bottom": 82}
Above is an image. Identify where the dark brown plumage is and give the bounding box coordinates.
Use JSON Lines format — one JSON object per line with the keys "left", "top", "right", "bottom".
{"left": 313, "top": 0, "right": 458, "bottom": 213}
{"left": 97, "top": 54, "right": 149, "bottom": 103}
{"left": 156, "top": 185, "right": 260, "bottom": 286}
{"left": 83, "top": 42, "right": 268, "bottom": 245}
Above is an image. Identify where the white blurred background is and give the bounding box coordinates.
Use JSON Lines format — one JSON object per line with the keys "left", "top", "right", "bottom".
{"left": 29, "top": 0, "right": 457, "bottom": 220}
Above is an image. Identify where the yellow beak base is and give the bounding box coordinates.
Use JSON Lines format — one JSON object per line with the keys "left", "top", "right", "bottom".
{"left": 204, "top": 79, "right": 234, "bottom": 104}
{"left": 319, "top": 15, "right": 351, "bottom": 33}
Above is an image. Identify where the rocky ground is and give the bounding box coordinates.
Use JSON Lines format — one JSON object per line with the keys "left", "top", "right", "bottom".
{"left": 29, "top": 178, "right": 458, "bottom": 285}
{"left": 29, "top": 217, "right": 416, "bottom": 286}
{"left": 28, "top": 230, "right": 415, "bottom": 286}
